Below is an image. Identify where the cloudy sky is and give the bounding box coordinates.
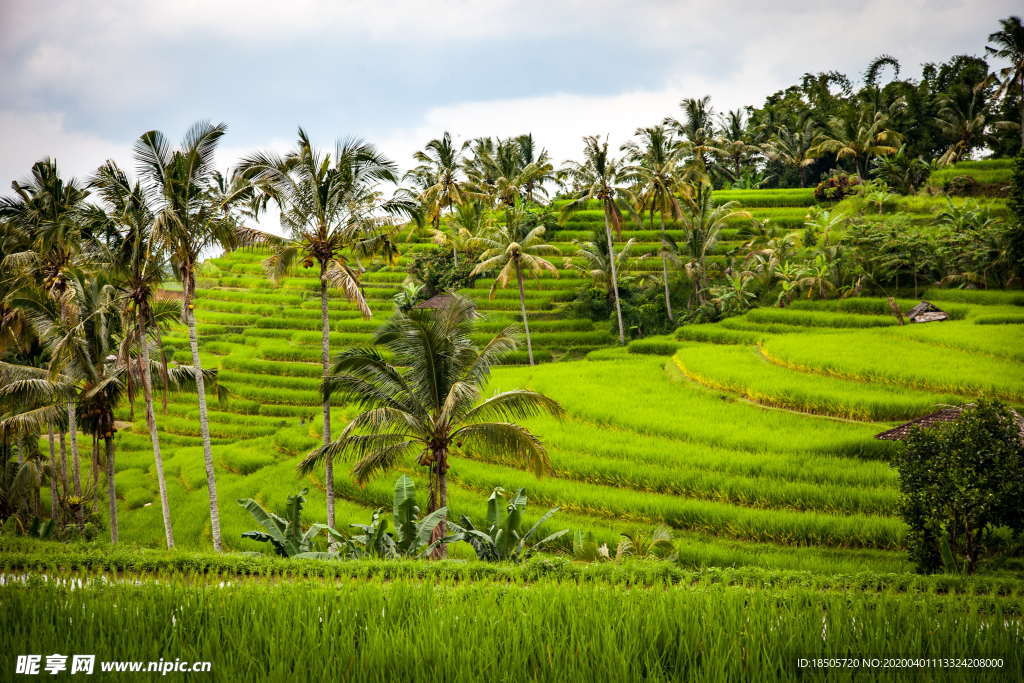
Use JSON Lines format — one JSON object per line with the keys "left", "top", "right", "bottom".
{"left": 0, "top": 0, "right": 1017, "bottom": 220}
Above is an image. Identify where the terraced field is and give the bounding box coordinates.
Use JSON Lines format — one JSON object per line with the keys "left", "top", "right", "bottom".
{"left": 77, "top": 210, "right": 1021, "bottom": 580}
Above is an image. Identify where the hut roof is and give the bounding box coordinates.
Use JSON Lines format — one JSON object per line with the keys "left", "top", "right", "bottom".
{"left": 906, "top": 301, "right": 948, "bottom": 323}
{"left": 875, "top": 404, "right": 1024, "bottom": 440}
{"left": 414, "top": 294, "right": 462, "bottom": 309}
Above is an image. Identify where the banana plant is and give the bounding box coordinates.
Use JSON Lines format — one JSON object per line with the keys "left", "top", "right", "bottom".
{"left": 453, "top": 487, "right": 568, "bottom": 562}
{"left": 307, "top": 475, "right": 456, "bottom": 560}
{"left": 238, "top": 489, "right": 343, "bottom": 557}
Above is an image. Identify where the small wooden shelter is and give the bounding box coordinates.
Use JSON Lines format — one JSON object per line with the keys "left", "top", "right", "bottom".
{"left": 906, "top": 301, "right": 948, "bottom": 323}
{"left": 412, "top": 293, "right": 481, "bottom": 317}
{"left": 875, "top": 404, "right": 1024, "bottom": 440}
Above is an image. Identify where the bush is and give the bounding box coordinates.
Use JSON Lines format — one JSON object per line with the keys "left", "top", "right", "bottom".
{"left": 409, "top": 247, "right": 480, "bottom": 298}
{"left": 814, "top": 171, "right": 861, "bottom": 202}
{"left": 892, "top": 400, "right": 1024, "bottom": 574}
{"left": 943, "top": 175, "right": 980, "bottom": 196}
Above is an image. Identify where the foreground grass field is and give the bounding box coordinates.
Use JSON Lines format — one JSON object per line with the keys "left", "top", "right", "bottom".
{"left": 3, "top": 542, "right": 1022, "bottom": 682}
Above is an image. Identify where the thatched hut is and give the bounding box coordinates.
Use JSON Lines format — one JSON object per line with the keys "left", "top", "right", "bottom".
{"left": 906, "top": 301, "right": 948, "bottom": 323}
{"left": 875, "top": 404, "right": 1024, "bottom": 440}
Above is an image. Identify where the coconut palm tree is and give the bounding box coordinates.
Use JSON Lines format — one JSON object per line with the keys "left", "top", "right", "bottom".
{"left": 406, "top": 132, "right": 470, "bottom": 230}
{"left": 427, "top": 199, "right": 491, "bottom": 266}
{"left": 765, "top": 113, "right": 821, "bottom": 187}
{"left": 934, "top": 81, "right": 994, "bottom": 166}
{"left": 301, "top": 296, "right": 563, "bottom": 557}
{"left": 470, "top": 201, "right": 559, "bottom": 365}
{"left": 134, "top": 120, "right": 240, "bottom": 551}
{"left": 466, "top": 135, "right": 555, "bottom": 208}
{"left": 87, "top": 161, "right": 177, "bottom": 548}
{"left": 560, "top": 136, "right": 633, "bottom": 344}
{"left": 987, "top": 15, "right": 1024, "bottom": 148}
{"left": 621, "top": 125, "right": 689, "bottom": 321}
{"left": 0, "top": 159, "right": 92, "bottom": 500}
{"left": 679, "top": 182, "right": 751, "bottom": 307}
{"left": 715, "top": 110, "right": 757, "bottom": 182}
{"left": 812, "top": 109, "right": 902, "bottom": 178}
{"left": 664, "top": 96, "right": 721, "bottom": 172}
{"left": 565, "top": 236, "right": 639, "bottom": 299}
{"left": 238, "top": 129, "right": 411, "bottom": 531}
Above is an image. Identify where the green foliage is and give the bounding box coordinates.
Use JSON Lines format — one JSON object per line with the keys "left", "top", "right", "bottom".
{"left": 238, "top": 489, "right": 340, "bottom": 557}
{"left": 455, "top": 487, "right": 568, "bottom": 562}
{"left": 409, "top": 246, "right": 479, "bottom": 297}
{"left": 892, "top": 401, "right": 1024, "bottom": 573}
{"left": 814, "top": 170, "right": 862, "bottom": 202}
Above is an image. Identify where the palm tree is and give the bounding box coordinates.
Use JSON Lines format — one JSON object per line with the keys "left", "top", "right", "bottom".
{"left": 812, "top": 109, "right": 902, "bottom": 178}
{"left": 87, "top": 161, "right": 177, "bottom": 548}
{"left": 560, "top": 136, "right": 632, "bottom": 344}
{"left": 428, "top": 199, "right": 491, "bottom": 266}
{"left": 239, "top": 129, "right": 411, "bottom": 531}
{"left": 987, "top": 16, "right": 1024, "bottom": 148}
{"left": 0, "top": 159, "right": 91, "bottom": 500}
{"left": 566, "top": 236, "right": 639, "bottom": 299}
{"left": 679, "top": 182, "right": 750, "bottom": 307}
{"left": 622, "top": 125, "right": 688, "bottom": 321}
{"left": 406, "top": 132, "right": 470, "bottom": 230}
{"left": 470, "top": 202, "right": 559, "bottom": 365}
{"left": 134, "top": 121, "right": 239, "bottom": 551}
{"left": 934, "top": 81, "right": 993, "bottom": 166}
{"left": 765, "top": 113, "right": 820, "bottom": 187}
{"left": 301, "top": 296, "right": 564, "bottom": 557}
{"left": 466, "top": 135, "right": 554, "bottom": 208}
{"left": 664, "top": 96, "right": 721, "bottom": 172}
{"left": 715, "top": 110, "right": 757, "bottom": 182}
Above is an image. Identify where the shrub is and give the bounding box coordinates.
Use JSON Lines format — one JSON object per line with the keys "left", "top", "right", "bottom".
{"left": 814, "top": 171, "right": 861, "bottom": 202}
{"left": 891, "top": 400, "right": 1024, "bottom": 574}
{"left": 943, "top": 175, "right": 980, "bottom": 196}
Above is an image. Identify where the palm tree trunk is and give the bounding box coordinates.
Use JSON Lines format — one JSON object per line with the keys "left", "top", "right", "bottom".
{"left": 91, "top": 435, "right": 100, "bottom": 504}
{"left": 67, "top": 402, "right": 81, "bottom": 499}
{"left": 659, "top": 214, "right": 673, "bottom": 322}
{"left": 603, "top": 209, "right": 625, "bottom": 344}
{"left": 141, "top": 326, "right": 175, "bottom": 548}
{"left": 105, "top": 436, "right": 118, "bottom": 544}
{"left": 47, "top": 427, "right": 58, "bottom": 522}
{"left": 319, "top": 268, "right": 335, "bottom": 532}
{"left": 428, "top": 449, "right": 449, "bottom": 559}
{"left": 184, "top": 277, "right": 223, "bottom": 552}
{"left": 515, "top": 261, "right": 534, "bottom": 365}
{"left": 58, "top": 429, "right": 68, "bottom": 497}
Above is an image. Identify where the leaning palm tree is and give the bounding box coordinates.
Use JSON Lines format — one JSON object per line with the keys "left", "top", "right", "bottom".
{"left": 134, "top": 121, "right": 239, "bottom": 551}
{"left": 470, "top": 201, "right": 559, "bottom": 365}
{"left": 622, "top": 125, "right": 689, "bottom": 321}
{"left": 238, "top": 129, "right": 411, "bottom": 530}
{"left": 934, "top": 81, "right": 996, "bottom": 166}
{"left": 560, "top": 136, "right": 633, "bottom": 344}
{"left": 301, "top": 296, "right": 563, "bottom": 557}
{"left": 87, "top": 161, "right": 177, "bottom": 548}
{"left": 679, "top": 182, "right": 751, "bottom": 307}
{"left": 987, "top": 15, "right": 1024, "bottom": 148}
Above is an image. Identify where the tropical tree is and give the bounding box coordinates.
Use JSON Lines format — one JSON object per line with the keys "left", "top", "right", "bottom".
{"left": 87, "top": 161, "right": 177, "bottom": 547}
{"left": 301, "top": 296, "right": 564, "bottom": 557}
{"left": 134, "top": 120, "right": 240, "bottom": 551}
{"left": 560, "top": 136, "right": 632, "bottom": 344}
{"left": 466, "top": 135, "right": 554, "bottom": 207}
{"left": 934, "top": 81, "right": 993, "bottom": 165}
{"left": 987, "top": 15, "right": 1024, "bottom": 149}
{"left": 406, "top": 132, "right": 470, "bottom": 230}
{"left": 470, "top": 201, "right": 559, "bottom": 365}
{"left": 679, "top": 182, "right": 750, "bottom": 307}
{"left": 765, "top": 113, "right": 820, "bottom": 187}
{"left": 714, "top": 109, "right": 758, "bottom": 182}
{"left": 565, "top": 236, "right": 639, "bottom": 300}
{"left": 239, "top": 129, "right": 411, "bottom": 531}
{"left": 664, "top": 96, "right": 721, "bottom": 172}
{"left": 1, "top": 159, "right": 91, "bottom": 503}
{"left": 813, "top": 108, "right": 902, "bottom": 178}
{"left": 622, "top": 125, "right": 689, "bottom": 321}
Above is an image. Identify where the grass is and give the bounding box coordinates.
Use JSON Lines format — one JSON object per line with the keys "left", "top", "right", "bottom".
{"left": 4, "top": 572, "right": 1021, "bottom": 682}
{"left": 675, "top": 343, "right": 961, "bottom": 421}
{"left": 761, "top": 328, "right": 1024, "bottom": 401}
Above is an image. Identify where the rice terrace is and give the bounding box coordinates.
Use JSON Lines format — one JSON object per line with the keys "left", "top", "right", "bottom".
{"left": 2, "top": 4, "right": 1024, "bottom": 681}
